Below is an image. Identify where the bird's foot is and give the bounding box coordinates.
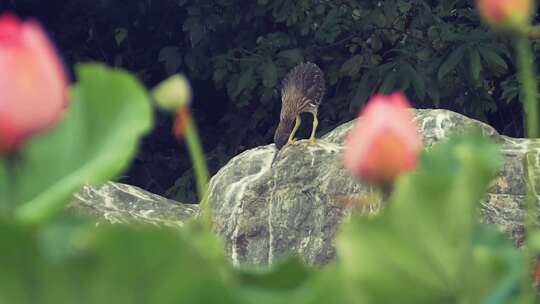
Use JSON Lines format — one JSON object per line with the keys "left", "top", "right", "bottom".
{"left": 286, "top": 138, "right": 297, "bottom": 146}
{"left": 308, "top": 138, "right": 317, "bottom": 145}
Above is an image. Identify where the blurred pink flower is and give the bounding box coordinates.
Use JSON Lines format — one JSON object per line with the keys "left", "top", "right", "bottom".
{"left": 476, "top": 0, "right": 532, "bottom": 28}
{"left": 0, "top": 13, "right": 68, "bottom": 153}
{"left": 343, "top": 92, "right": 422, "bottom": 184}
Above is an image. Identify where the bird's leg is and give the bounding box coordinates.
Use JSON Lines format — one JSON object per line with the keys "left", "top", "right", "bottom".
{"left": 309, "top": 111, "right": 318, "bottom": 144}
{"left": 287, "top": 115, "right": 301, "bottom": 145}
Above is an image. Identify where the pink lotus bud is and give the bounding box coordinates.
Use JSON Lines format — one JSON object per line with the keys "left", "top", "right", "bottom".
{"left": 476, "top": 0, "right": 533, "bottom": 29}
{"left": 343, "top": 92, "right": 422, "bottom": 185}
{"left": 0, "top": 14, "right": 68, "bottom": 153}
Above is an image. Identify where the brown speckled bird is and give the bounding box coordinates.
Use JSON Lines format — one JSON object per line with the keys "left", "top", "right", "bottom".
{"left": 274, "top": 62, "right": 326, "bottom": 150}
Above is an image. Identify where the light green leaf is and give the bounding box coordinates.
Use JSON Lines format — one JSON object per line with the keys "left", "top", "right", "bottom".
{"left": 337, "top": 133, "right": 521, "bottom": 303}
{"left": 0, "top": 219, "right": 238, "bottom": 303}
{"left": 6, "top": 64, "right": 153, "bottom": 223}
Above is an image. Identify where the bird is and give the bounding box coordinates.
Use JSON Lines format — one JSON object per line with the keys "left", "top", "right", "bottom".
{"left": 273, "top": 62, "right": 326, "bottom": 151}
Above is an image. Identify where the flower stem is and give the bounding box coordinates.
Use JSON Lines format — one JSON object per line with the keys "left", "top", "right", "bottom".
{"left": 0, "top": 154, "right": 19, "bottom": 215}
{"left": 515, "top": 34, "right": 539, "bottom": 302}
{"left": 0, "top": 158, "right": 10, "bottom": 211}
{"left": 182, "top": 108, "right": 212, "bottom": 229}
{"left": 516, "top": 36, "right": 539, "bottom": 138}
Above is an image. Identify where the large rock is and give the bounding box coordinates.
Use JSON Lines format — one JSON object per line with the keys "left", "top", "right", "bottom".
{"left": 71, "top": 109, "right": 540, "bottom": 266}
{"left": 208, "top": 109, "right": 540, "bottom": 265}
{"left": 208, "top": 142, "right": 359, "bottom": 266}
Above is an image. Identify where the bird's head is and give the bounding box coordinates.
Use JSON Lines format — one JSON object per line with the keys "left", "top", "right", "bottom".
{"left": 274, "top": 116, "right": 295, "bottom": 150}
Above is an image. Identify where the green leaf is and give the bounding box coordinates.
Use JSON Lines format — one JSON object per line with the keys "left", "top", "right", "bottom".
{"left": 478, "top": 45, "right": 508, "bottom": 71}
{"left": 236, "top": 256, "right": 313, "bottom": 291}
{"left": 402, "top": 63, "right": 426, "bottom": 100}
{"left": 213, "top": 68, "right": 228, "bottom": 84}
{"left": 397, "top": 0, "right": 411, "bottom": 13}
{"left": 426, "top": 79, "right": 441, "bottom": 106}
{"left": 114, "top": 28, "right": 128, "bottom": 46}
{"left": 350, "top": 72, "right": 374, "bottom": 112}
{"left": 340, "top": 55, "right": 364, "bottom": 77}
{"left": 262, "top": 61, "right": 278, "bottom": 88}
{"left": 277, "top": 49, "right": 304, "bottom": 63}
{"left": 0, "top": 215, "right": 360, "bottom": 303}
{"left": 232, "top": 67, "right": 255, "bottom": 99}
{"left": 474, "top": 225, "right": 523, "bottom": 304}
{"left": 0, "top": 219, "right": 238, "bottom": 303}
{"left": 437, "top": 44, "right": 467, "bottom": 81}
{"left": 183, "top": 17, "right": 205, "bottom": 46}
{"left": 370, "top": 35, "right": 383, "bottom": 51}
{"left": 337, "top": 133, "right": 521, "bottom": 303}
{"left": 0, "top": 159, "right": 9, "bottom": 213}
{"left": 6, "top": 64, "right": 153, "bottom": 223}
{"left": 158, "top": 46, "right": 183, "bottom": 75}
{"left": 379, "top": 70, "right": 398, "bottom": 94}
{"left": 469, "top": 47, "right": 482, "bottom": 82}
{"left": 234, "top": 255, "right": 353, "bottom": 304}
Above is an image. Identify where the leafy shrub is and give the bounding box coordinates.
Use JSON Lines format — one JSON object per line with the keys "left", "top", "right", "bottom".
{"left": 3, "top": 0, "right": 529, "bottom": 201}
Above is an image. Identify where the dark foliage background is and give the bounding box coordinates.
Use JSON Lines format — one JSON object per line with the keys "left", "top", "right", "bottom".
{"left": 1, "top": 0, "right": 533, "bottom": 203}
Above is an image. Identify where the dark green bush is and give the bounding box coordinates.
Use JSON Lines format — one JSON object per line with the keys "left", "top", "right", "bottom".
{"left": 2, "top": 0, "right": 528, "bottom": 201}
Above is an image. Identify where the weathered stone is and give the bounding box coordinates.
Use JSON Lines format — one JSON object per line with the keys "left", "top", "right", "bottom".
{"left": 208, "top": 142, "right": 362, "bottom": 266}
{"left": 209, "top": 109, "right": 540, "bottom": 265}
{"left": 71, "top": 109, "right": 540, "bottom": 267}
{"left": 322, "top": 109, "right": 500, "bottom": 146}
{"left": 481, "top": 194, "right": 527, "bottom": 246}
{"left": 69, "top": 182, "right": 199, "bottom": 227}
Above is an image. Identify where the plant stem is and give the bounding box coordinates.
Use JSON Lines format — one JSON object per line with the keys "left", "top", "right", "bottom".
{"left": 0, "top": 154, "right": 20, "bottom": 215}
{"left": 516, "top": 36, "right": 539, "bottom": 138}
{"left": 0, "top": 157, "right": 10, "bottom": 211}
{"left": 182, "top": 108, "right": 212, "bottom": 229}
{"left": 515, "top": 34, "right": 539, "bottom": 302}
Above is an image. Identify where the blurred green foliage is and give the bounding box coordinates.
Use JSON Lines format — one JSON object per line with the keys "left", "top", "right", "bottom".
{"left": 338, "top": 133, "right": 522, "bottom": 303}
{"left": 0, "top": 64, "right": 153, "bottom": 223}
{"left": 0, "top": 120, "right": 525, "bottom": 302}
{"left": 2, "top": 0, "right": 529, "bottom": 202}
{"left": 0, "top": 1, "right": 535, "bottom": 301}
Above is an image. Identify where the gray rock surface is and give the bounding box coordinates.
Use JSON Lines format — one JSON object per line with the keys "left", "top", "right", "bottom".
{"left": 71, "top": 109, "right": 540, "bottom": 265}
{"left": 69, "top": 182, "right": 199, "bottom": 227}
{"left": 209, "top": 109, "right": 540, "bottom": 265}
{"left": 208, "top": 142, "right": 362, "bottom": 266}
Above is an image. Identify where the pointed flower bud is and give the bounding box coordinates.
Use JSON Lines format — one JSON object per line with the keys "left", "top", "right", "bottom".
{"left": 0, "top": 13, "right": 69, "bottom": 153}
{"left": 476, "top": 0, "right": 533, "bottom": 30}
{"left": 152, "top": 74, "right": 192, "bottom": 112}
{"left": 343, "top": 92, "right": 422, "bottom": 185}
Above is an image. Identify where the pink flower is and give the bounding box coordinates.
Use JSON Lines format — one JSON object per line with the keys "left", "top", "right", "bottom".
{"left": 476, "top": 0, "right": 532, "bottom": 28}
{"left": 0, "top": 13, "right": 68, "bottom": 153}
{"left": 343, "top": 92, "right": 422, "bottom": 184}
